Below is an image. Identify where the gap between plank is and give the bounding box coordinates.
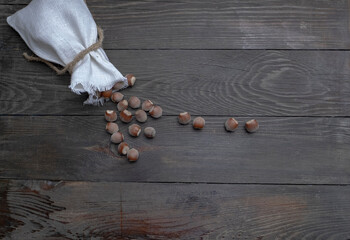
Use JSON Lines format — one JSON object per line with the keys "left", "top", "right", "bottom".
{"left": 0, "top": 177, "right": 349, "bottom": 187}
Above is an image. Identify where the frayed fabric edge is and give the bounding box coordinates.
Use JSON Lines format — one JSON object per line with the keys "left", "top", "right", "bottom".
{"left": 68, "top": 77, "right": 128, "bottom": 106}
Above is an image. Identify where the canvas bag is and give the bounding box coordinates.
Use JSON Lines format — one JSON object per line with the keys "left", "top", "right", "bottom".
{"left": 7, "top": 0, "right": 128, "bottom": 105}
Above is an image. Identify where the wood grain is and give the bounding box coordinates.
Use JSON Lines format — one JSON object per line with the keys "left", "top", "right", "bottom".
{"left": 1, "top": 0, "right": 350, "bottom": 50}
{"left": 1, "top": 49, "right": 350, "bottom": 116}
{"left": 1, "top": 179, "right": 350, "bottom": 239}
{"left": 1, "top": 115, "right": 350, "bottom": 184}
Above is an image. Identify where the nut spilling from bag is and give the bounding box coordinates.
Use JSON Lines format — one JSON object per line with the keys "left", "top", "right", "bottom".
{"left": 7, "top": 0, "right": 133, "bottom": 106}
{"left": 102, "top": 76, "right": 259, "bottom": 163}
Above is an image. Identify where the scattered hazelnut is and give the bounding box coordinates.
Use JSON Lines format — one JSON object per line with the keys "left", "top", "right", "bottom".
{"left": 101, "top": 89, "right": 113, "bottom": 99}
{"left": 126, "top": 74, "right": 136, "bottom": 87}
{"left": 178, "top": 112, "right": 191, "bottom": 125}
{"left": 245, "top": 119, "right": 259, "bottom": 133}
{"left": 135, "top": 109, "right": 147, "bottom": 123}
{"left": 119, "top": 109, "right": 133, "bottom": 123}
{"left": 127, "top": 148, "right": 139, "bottom": 162}
{"left": 118, "top": 142, "right": 130, "bottom": 155}
{"left": 128, "top": 96, "right": 141, "bottom": 109}
{"left": 193, "top": 117, "right": 205, "bottom": 129}
{"left": 149, "top": 106, "right": 163, "bottom": 118}
{"left": 128, "top": 124, "right": 141, "bottom": 137}
{"left": 106, "top": 122, "right": 119, "bottom": 134}
{"left": 110, "top": 132, "right": 124, "bottom": 144}
{"left": 105, "top": 110, "right": 117, "bottom": 122}
{"left": 117, "top": 99, "right": 128, "bottom": 111}
{"left": 111, "top": 92, "right": 124, "bottom": 103}
{"left": 144, "top": 127, "right": 156, "bottom": 138}
{"left": 142, "top": 100, "right": 154, "bottom": 112}
{"left": 225, "top": 118, "right": 239, "bottom": 132}
{"left": 113, "top": 81, "right": 125, "bottom": 90}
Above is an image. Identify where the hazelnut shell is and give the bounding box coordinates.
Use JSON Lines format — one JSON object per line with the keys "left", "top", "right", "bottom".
{"left": 128, "top": 96, "right": 141, "bottom": 109}
{"left": 120, "top": 110, "right": 133, "bottom": 123}
{"left": 128, "top": 124, "right": 141, "bottom": 137}
{"left": 101, "top": 89, "right": 112, "bottom": 98}
{"left": 117, "top": 100, "right": 128, "bottom": 112}
{"left": 144, "top": 127, "right": 156, "bottom": 138}
{"left": 127, "top": 148, "right": 139, "bottom": 162}
{"left": 106, "top": 122, "right": 119, "bottom": 134}
{"left": 110, "top": 132, "right": 124, "bottom": 144}
{"left": 225, "top": 118, "right": 239, "bottom": 132}
{"left": 126, "top": 74, "right": 136, "bottom": 87}
{"left": 245, "top": 119, "right": 259, "bottom": 133}
{"left": 193, "top": 117, "right": 205, "bottom": 129}
{"left": 149, "top": 106, "right": 163, "bottom": 118}
{"left": 105, "top": 110, "right": 117, "bottom": 122}
{"left": 142, "top": 100, "right": 154, "bottom": 112}
{"left": 135, "top": 109, "right": 147, "bottom": 123}
{"left": 111, "top": 92, "right": 124, "bottom": 103}
{"left": 178, "top": 112, "right": 191, "bottom": 125}
{"left": 118, "top": 142, "right": 130, "bottom": 155}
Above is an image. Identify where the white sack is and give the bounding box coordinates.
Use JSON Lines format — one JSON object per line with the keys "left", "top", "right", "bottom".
{"left": 7, "top": 0, "right": 127, "bottom": 105}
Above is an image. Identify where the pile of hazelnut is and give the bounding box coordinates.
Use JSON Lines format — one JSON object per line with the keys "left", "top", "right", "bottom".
{"left": 102, "top": 74, "right": 160, "bottom": 162}
{"left": 102, "top": 74, "right": 259, "bottom": 163}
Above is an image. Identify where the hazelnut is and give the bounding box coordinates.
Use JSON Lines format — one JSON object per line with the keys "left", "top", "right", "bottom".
{"left": 117, "top": 99, "right": 128, "bottom": 111}
{"left": 105, "top": 110, "right": 117, "bottom": 122}
{"left": 193, "top": 117, "right": 205, "bottom": 129}
{"left": 101, "top": 89, "right": 113, "bottom": 98}
{"left": 144, "top": 127, "right": 156, "bottom": 138}
{"left": 128, "top": 96, "right": 141, "bottom": 109}
{"left": 178, "top": 112, "right": 191, "bottom": 125}
{"left": 245, "top": 119, "right": 259, "bottom": 133}
{"left": 106, "top": 122, "right": 119, "bottom": 134}
{"left": 126, "top": 74, "right": 136, "bottom": 87}
{"left": 127, "top": 148, "right": 139, "bottom": 162}
{"left": 225, "top": 118, "right": 239, "bottom": 132}
{"left": 142, "top": 100, "right": 154, "bottom": 112}
{"left": 119, "top": 109, "right": 133, "bottom": 123}
{"left": 135, "top": 109, "right": 147, "bottom": 123}
{"left": 110, "top": 132, "right": 124, "bottom": 144}
{"left": 128, "top": 124, "right": 141, "bottom": 137}
{"left": 118, "top": 142, "right": 130, "bottom": 155}
{"left": 113, "top": 81, "right": 125, "bottom": 90}
{"left": 149, "top": 106, "right": 163, "bottom": 118}
{"left": 111, "top": 92, "right": 124, "bottom": 103}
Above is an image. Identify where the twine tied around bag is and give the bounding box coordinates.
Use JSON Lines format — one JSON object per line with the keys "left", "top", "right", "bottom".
{"left": 23, "top": 26, "right": 104, "bottom": 75}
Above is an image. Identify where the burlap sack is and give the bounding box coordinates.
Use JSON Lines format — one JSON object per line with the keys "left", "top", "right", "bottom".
{"left": 7, "top": 0, "right": 127, "bottom": 105}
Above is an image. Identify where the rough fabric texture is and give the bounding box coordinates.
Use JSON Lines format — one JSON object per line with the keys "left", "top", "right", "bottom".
{"left": 22, "top": 26, "right": 105, "bottom": 75}
{"left": 7, "top": 0, "right": 127, "bottom": 105}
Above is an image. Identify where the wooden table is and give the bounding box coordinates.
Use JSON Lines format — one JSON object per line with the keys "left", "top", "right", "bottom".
{"left": 1, "top": 0, "right": 350, "bottom": 239}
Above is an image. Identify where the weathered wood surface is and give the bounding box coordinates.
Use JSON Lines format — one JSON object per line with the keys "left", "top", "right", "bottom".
{"left": 1, "top": 179, "right": 350, "bottom": 239}
{"left": 1, "top": 0, "right": 350, "bottom": 50}
{"left": 1, "top": 49, "right": 350, "bottom": 116}
{"left": 1, "top": 1, "right": 350, "bottom": 238}
{"left": 1, "top": 116, "right": 350, "bottom": 184}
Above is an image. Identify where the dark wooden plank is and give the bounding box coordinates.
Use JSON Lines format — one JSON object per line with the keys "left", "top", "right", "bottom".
{"left": 1, "top": 0, "right": 350, "bottom": 50}
{"left": 1, "top": 116, "right": 350, "bottom": 184}
{"left": 1, "top": 49, "right": 350, "bottom": 116}
{"left": 0, "top": 179, "right": 122, "bottom": 239}
{"left": 1, "top": 179, "right": 350, "bottom": 239}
